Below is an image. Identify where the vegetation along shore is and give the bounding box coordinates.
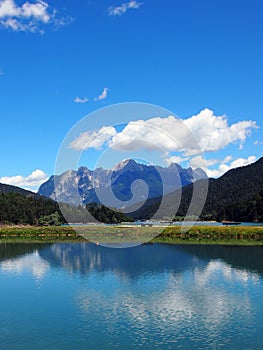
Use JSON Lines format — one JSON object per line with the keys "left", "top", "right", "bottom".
{"left": 0, "top": 225, "right": 263, "bottom": 245}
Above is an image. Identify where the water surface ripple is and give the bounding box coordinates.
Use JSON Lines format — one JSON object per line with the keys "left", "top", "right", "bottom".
{"left": 0, "top": 243, "right": 262, "bottom": 349}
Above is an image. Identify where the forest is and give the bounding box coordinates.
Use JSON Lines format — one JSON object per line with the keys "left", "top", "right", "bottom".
{"left": 0, "top": 192, "right": 63, "bottom": 225}
{"left": 129, "top": 157, "right": 263, "bottom": 222}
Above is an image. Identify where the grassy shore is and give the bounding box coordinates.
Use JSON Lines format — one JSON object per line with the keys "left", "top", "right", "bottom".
{"left": 0, "top": 226, "right": 83, "bottom": 243}
{"left": 155, "top": 225, "right": 263, "bottom": 245}
{"left": 0, "top": 225, "right": 263, "bottom": 245}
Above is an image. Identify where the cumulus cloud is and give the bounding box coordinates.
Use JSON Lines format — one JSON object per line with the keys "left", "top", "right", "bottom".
{"left": 109, "top": 109, "right": 257, "bottom": 155}
{"left": 110, "top": 116, "right": 185, "bottom": 152}
{"left": 69, "top": 126, "right": 117, "bottom": 151}
{"left": 196, "top": 156, "right": 257, "bottom": 178}
{"left": 0, "top": 0, "right": 69, "bottom": 33}
{"left": 68, "top": 108, "right": 258, "bottom": 177}
{"left": 164, "top": 155, "right": 188, "bottom": 165}
{"left": 173, "top": 153, "right": 257, "bottom": 178}
{"left": 189, "top": 155, "right": 233, "bottom": 170}
{"left": 21, "top": 0, "right": 50, "bottom": 22}
{"left": 184, "top": 108, "right": 257, "bottom": 154}
{"left": 95, "top": 87, "right": 108, "bottom": 101}
{"left": 74, "top": 96, "right": 89, "bottom": 104}
{"left": 0, "top": 169, "right": 49, "bottom": 190}
{"left": 108, "top": 0, "right": 142, "bottom": 16}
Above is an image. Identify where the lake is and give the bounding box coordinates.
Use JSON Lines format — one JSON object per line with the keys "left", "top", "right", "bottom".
{"left": 0, "top": 243, "right": 263, "bottom": 349}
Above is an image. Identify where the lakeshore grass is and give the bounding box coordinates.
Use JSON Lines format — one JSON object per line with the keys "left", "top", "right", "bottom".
{"left": 0, "top": 225, "right": 263, "bottom": 245}
{"left": 155, "top": 225, "right": 263, "bottom": 245}
{"left": 0, "top": 226, "right": 83, "bottom": 243}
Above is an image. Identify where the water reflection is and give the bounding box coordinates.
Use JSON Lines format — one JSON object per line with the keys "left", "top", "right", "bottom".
{"left": 0, "top": 242, "right": 263, "bottom": 280}
{"left": 1, "top": 250, "right": 50, "bottom": 280}
{"left": 39, "top": 243, "right": 263, "bottom": 278}
{"left": 67, "top": 244, "right": 259, "bottom": 349}
{"left": 179, "top": 244, "right": 263, "bottom": 275}
{"left": 0, "top": 244, "right": 51, "bottom": 281}
{"left": 39, "top": 243, "right": 207, "bottom": 277}
{"left": 0, "top": 243, "right": 262, "bottom": 349}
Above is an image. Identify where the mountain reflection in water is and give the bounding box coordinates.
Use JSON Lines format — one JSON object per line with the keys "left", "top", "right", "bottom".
{"left": 0, "top": 243, "right": 263, "bottom": 349}
{"left": 0, "top": 243, "right": 263, "bottom": 279}
{"left": 37, "top": 243, "right": 263, "bottom": 277}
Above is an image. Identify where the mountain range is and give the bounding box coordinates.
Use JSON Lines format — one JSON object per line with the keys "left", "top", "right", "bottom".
{"left": 38, "top": 159, "right": 207, "bottom": 208}
{"left": 1, "top": 157, "right": 263, "bottom": 224}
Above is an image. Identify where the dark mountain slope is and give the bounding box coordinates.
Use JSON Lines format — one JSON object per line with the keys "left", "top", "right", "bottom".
{"left": 0, "top": 183, "right": 63, "bottom": 225}
{"left": 0, "top": 183, "right": 37, "bottom": 197}
{"left": 129, "top": 157, "right": 263, "bottom": 222}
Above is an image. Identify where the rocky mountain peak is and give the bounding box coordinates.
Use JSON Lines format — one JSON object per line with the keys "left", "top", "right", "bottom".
{"left": 38, "top": 159, "right": 207, "bottom": 208}
{"left": 112, "top": 159, "right": 137, "bottom": 172}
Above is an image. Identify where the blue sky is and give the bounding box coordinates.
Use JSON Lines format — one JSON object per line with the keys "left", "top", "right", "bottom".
{"left": 0, "top": 0, "right": 263, "bottom": 191}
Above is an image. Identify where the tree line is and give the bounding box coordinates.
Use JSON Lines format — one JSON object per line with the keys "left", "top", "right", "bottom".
{"left": 0, "top": 192, "right": 134, "bottom": 225}
{"left": 0, "top": 192, "right": 64, "bottom": 225}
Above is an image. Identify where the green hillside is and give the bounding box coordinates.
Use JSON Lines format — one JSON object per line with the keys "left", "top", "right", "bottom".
{"left": 0, "top": 183, "right": 37, "bottom": 197}
{"left": 129, "top": 157, "right": 263, "bottom": 222}
{"left": 0, "top": 184, "right": 63, "bottom": 225}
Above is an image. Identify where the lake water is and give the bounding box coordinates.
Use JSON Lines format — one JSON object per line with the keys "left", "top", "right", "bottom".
{"left": 0, "top": 243, "right": 263, "bottom": 349}
{"left": 65, "top": 222, "right": 263, "bottom": 227}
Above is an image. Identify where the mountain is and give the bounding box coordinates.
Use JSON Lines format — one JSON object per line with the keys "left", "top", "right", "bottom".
{"left": 38, "top": 159, "right": 207, "bottom": 208}
{"left": 128, "top": 157, "right": 263, "bottom": 222}
{"left": 0, "top": 183, "right": 63, "bottom": 225}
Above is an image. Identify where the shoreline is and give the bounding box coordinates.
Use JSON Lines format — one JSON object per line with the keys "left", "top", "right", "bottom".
{"left": 0, "top": 225, "right": 263, "bottom": 245}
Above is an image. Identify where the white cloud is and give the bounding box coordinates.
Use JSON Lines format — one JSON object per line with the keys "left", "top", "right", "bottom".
{"left": 222, "top": 155, "right": 233, "bottom": 163}
{"left": 74, "top": 96, "right": 89, "bottom": 104}
{"left": 206, "top": 156, "right": 257, "bottom": 178}
{"left": 108, "top": 0, "right": 142, "bottom": 16}
{"left": 109, "top": 109, "right": 257, "bottom": 155}
{"left": 68, "top": 108, "right": 258, "bottom": 179}
{"left": 165, "top": 155, "right": 188, "bottom": 165}
{"left": 95, "top": 87, "right": 108, "bottom": 101}
{"left": 0, "top": 0, "right": 68, "bottom": 33}
{"left": 0, "top": 0, "right": 18, "bottom": 17}
{"left": 21, "top": 0, "right": 50, "bottom": 22}
{"left": 189, "top": 155, "right": 233, "bottom": 170}
{"left": 1, "top": 17, "right": 28, "bottom": 31}
{"left": 230, "top": 156, "right": 256, "bottom": 168}
{"left": 184, "top": 108, "right": 257, "bottom": 155}
{"left": 0, "top": 169, "right": 49, "bottom": 190}
{"left": 69, "top": 126, "right": 117, "bottom": 151}
{"left": 110, "top": 116, "right": 184, "bottom": 152}
{"left": 189, "top": 154, "right": 256, "bottom": 177}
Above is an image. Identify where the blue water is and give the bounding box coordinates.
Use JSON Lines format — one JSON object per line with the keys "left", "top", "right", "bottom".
{"left": 0, "top": 243, "right": 263, "bottom": 349}
{"left": 64, "top": 221, "right": 263, "bottom": 227}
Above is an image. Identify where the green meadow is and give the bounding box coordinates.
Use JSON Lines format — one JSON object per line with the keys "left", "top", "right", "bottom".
{"left": 0, "top": 225, "right": 263, "bottom": 245}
